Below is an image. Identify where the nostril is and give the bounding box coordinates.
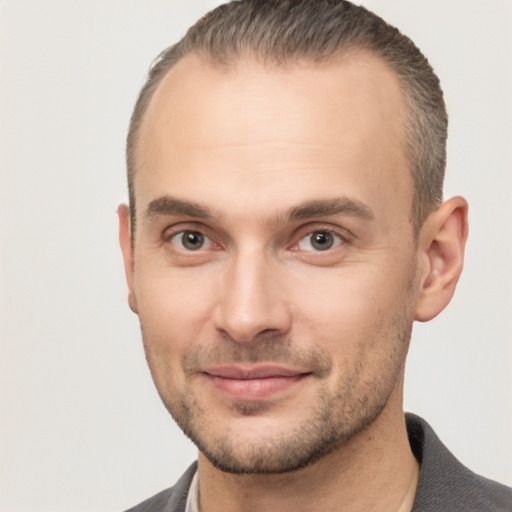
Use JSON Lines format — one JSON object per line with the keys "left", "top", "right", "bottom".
{"left": 212, "top": 261, "right": 292, "bottom": 342}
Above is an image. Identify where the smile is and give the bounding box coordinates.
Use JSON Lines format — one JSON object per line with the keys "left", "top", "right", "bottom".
{"left": 202, "top": 365, "right": 311, "bottom": 401}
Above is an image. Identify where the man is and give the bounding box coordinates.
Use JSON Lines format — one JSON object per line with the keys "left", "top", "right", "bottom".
{"left": 118, "top": 1, "right": 511, "bottom": 510}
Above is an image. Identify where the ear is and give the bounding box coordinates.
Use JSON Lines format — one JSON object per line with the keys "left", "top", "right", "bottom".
{"left": 117, "top": 204, "right": 139, "bottom": 314}
{"left": 414, "top": 196, "right": 469, "bottom": 322}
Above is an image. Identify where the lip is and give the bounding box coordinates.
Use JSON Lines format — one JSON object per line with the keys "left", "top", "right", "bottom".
{"left": 202, "top": 364, "right": 310, "bottom": 401}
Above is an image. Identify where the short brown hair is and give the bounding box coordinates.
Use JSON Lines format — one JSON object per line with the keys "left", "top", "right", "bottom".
{"left": 126, "top": 0, "right": 447, "bottom": 234}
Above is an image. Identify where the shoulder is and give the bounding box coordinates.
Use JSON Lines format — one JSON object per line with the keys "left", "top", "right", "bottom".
{"left": 407, "top": 413, "right": 512, "bottom": 511}
{"left": 123, "top": 462, "right": 197, "bottom": 512}
{"left": 124, "top": 487, "right": 175, "bottom": 512}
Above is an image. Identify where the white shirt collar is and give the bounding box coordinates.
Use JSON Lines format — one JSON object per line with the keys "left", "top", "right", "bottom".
{"left": 184, "top": 469, "right": 199, "bottom": 512}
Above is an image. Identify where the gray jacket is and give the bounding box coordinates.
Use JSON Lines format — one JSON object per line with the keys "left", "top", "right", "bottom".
{"left": 125, "top": 414, "right": 512, "bottom": 511}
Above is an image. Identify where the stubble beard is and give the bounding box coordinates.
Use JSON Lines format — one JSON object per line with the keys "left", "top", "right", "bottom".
{"left": 145, "top": 316, "right": 413, "bottom": 475}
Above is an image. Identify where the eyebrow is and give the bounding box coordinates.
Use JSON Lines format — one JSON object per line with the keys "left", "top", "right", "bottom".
{"left": 144, "top": 195, "right": 374, "bottom": 223}
{"left": 285, "top": 197, "right": 374, "bottom": 222}
{"left": 145, "top": 196, "right": 213, "bottom": 219}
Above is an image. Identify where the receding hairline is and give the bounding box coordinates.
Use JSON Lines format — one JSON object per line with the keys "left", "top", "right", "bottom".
{"left": 128, "top": 48, "right": 417, "bottom": 245}
{"left": 126, "top": 0, "right": 447, "bottom": 240}
{"left": 131, "top": 46, "right": 409, "bottom": 180}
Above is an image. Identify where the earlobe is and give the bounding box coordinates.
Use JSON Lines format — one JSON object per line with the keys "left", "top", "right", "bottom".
{"left": 117, "top": 204, "right": 139, "bottom": 314}
{"left": 414, "top": 196, "right": 469, "bottom": 322}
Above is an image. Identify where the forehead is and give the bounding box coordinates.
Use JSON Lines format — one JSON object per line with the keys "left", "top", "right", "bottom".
{"left": 141, "top": 50, "right": 407, "bottom": 149}
{"left": 134, "top": 50, "right": 411, "bottom": 227}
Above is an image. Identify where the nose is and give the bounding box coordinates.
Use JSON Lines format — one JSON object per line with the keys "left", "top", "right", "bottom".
{"left": 213, "top": 250, "right": 292, "bottom": 344}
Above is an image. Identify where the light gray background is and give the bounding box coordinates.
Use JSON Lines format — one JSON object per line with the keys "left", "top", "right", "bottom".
{"left": 1, "top": 1, "right": 510, "bottom": 511}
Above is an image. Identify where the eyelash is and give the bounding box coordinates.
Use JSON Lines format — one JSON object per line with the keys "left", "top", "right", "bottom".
{"left": 169, "top": 230, "right": 217, "bottom": 251}
{"left": 290, "top": 228, "right": 346, "bottom": 252}
{"left": 163, "top": 224, "right": 220, "bottom": 251}
{"left": 163, "top": 223, "right": 349, "bottom": 254}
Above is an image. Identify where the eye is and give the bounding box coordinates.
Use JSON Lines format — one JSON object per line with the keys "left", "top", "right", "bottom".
{"left": 295, "top": 230, "right": 343, "bottom": 251}
{"left": 170, "top": 230, "right": 213, "bottom": 251}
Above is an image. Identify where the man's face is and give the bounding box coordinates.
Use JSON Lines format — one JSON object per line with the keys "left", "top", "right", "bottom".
{"left": 122, "top": 51, "right": 422, "bottom": 473}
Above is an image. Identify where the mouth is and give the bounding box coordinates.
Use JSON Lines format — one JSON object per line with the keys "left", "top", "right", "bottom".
{"left": 202, "top": 364, "right": 312, "bottom": 401}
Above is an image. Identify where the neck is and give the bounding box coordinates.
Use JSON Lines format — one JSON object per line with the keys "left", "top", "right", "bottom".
{"left": 197, "top": 404, "right": 419, "bottom": 512}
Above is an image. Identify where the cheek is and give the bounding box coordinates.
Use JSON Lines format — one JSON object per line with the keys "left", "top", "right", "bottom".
{"left": 292, "top": 265, "right": 387, "bottom": 314}
{"left": 134, "top": 268, "right": 218, "bottom": 406}
{"left": 289, "top": 259, "right": 416, "bottom": 349}
{"left": 288, "top": 263, "right": 416, "bottom": 399}
{"left": 134, "top": 266, "right": 220, "bottom": 356}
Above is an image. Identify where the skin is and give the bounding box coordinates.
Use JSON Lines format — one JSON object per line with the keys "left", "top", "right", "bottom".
{"left": 119, "top": 50, "right": 468, "bottom": 511}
